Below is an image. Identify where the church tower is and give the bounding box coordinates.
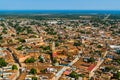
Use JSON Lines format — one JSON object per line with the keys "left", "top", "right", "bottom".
{"left": 52, "top": 41, "right": 55, "bottom": 52}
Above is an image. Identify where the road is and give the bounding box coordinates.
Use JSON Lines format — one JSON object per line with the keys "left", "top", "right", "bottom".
{"left": 35, "top": 26, "right": 40, "bottom": 34}
{"left": 89, "top": 51, "right": 108, "bottom": 78}
{"left": 7, "top": 48, "right": 21, "bottom": 80}
{"left": 3, "top": 22, "right": 13, "bottom": 32}
{"left": 55, "top": 54, "right": 81, "bottom": 80}
{"left": 103, "top": 14, "right": 110, "bottom": 21}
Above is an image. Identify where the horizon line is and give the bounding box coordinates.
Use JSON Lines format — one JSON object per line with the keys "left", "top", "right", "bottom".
{"left": 0, "top": 9, "right": 120, "bottom": 11}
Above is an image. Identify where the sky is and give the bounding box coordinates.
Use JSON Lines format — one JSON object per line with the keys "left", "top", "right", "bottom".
{"left": 0, "top": 0, "right": 120, "bottom": 10}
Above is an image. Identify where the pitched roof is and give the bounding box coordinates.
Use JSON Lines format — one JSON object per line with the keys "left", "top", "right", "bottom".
{"left": 87, "top": 64, "right": 96, "bottom": 71}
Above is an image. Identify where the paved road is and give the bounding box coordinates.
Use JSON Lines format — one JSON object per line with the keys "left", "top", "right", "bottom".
{"left": 55, "top": 54, "right": 81, "bottom": 80}
{"left": 89, "top": 51, "right": 108, "bottom": 78}
{"left": 103, "top": 14, "right": 110, "bottom": 21}
{"left": 7, "top": 48, "right": 21, "bottom": 80}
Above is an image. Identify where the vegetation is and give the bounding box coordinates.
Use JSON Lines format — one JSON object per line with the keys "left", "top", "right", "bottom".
{"left": 40, "top": 46, "right": 50, "bottom": 51}
{"left": 53, "top": 58, "right": 57, "bottom": 63}
{"left": 79, "top": 30, "right": 85, "bottom": 34}
{"left": 0, "top": 34, "right": 2, "bottom": 40}
{"left": 2, "top": 28, "right": 7, "bottom": 34}
{"left": 74, "top": 42, "right": 82, "bottom": 46}
{"left": 17, "top": 38, "right": 25, "bottom": 43}
{"left": 24, "top": 57, "right": 36, "bottom": 63}
{"left": 29, "top": 68, "right": 37, "bottom": 75}
{"left": 97, "top": 45, "right": 102, "bottom": 48}
{"left": 43, "top": 46, "right": 50, "bottom": 50}
{"left": 105, "top": 67, "right": 113, "bottom": 72}
{"left": 115, "top": 59, "right": 120, "bottom": 64}
{"left": 15, "top": 26, "right": 25, "bottom": 33}
{"left": 40, "top": 69, "right": 46, "bottom": 73}
{"left": 16, "top": 45, "right": 23, "bottom": 50}
{"left": 113, "top": 71, "right": 120, "bottom": 79}
{"left": 12, "top": 65, "right": 18, "bottom": 70}
{"left": 88, "top": 57, "right": 95, "bottom": 63}
{"left": 45, "top": 28, "right": 57, "bottom": 35}
{"left": 55, "top": 42, "right": 59, "bottom": 47}
{"left": 0, "top": 58, "right": 7, "bottom": 68}
{"left": 32, "top": 77, "right": 37, "bottom": 80}
{"left": 38, "top": 56, "right": 44, "bottom": 63}
{"left": 68, "top": 71, "right": 80, "bottom": 79}
{"left": 116, "top": 72, "right": 120, "bottom": 79}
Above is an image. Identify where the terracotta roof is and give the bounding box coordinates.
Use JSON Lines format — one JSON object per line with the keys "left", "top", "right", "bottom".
{"left": 87, "top": 64, "right": 96, "bottom": 71}
{"left": 63, "top": 71, "right": 71, "bottom": 75}
{"left": 52, "top": 52, "right": 57, "bottom": 57}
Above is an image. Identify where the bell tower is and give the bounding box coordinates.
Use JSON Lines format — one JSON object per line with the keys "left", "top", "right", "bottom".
{"left": 52, "top": 41, "right": 55, "bottom": 52}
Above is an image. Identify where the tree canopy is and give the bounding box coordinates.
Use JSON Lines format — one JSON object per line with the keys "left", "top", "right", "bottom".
{"left": 24, "top": 57, "right": 36, "bottom": 63}
{"left": 12, "top": 65, "right": 18, "bottom": 70}
{"left": 29, "top": 68, "right": 37, "bottom": 75}
{"left": 0, "top": 58, "right": 7, "bottom": 68}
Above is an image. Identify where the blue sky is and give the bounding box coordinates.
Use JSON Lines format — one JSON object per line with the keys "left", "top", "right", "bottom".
{"left": 0, "top": 0, "right": 120, "bottom": 10}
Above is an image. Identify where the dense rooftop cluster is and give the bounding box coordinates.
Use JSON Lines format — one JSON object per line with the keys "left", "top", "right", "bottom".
{"left": 0, "top": 14, "right": 119, "bottom": 80}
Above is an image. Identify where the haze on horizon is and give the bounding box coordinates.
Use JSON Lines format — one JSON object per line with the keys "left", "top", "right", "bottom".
{"left": 0, "top": 0, "right": 120, "bottom": 10}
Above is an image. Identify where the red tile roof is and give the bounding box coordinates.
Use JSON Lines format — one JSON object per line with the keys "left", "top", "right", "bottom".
{"left": 63, "top": 71, "right": 71, "bottom": 75}
{"left": 52, "top": 52, "right": 57, "bottom": 57}
{"left": 87, "top": 64, "right": 96, "bottom": 71}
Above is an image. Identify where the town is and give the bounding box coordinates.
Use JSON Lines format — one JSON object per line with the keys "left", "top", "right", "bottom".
{"left": 0, "top": 14, "right": 120, "bottom": 80}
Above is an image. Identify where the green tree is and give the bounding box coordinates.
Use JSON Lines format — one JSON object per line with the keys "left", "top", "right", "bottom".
{"left": 0, "top": 34, "right": 2, "bottom": 40}
{"left": 43, "top": 46, "right": 50, "bottom": 51}
{"left": 40, "top": 69, "right": 46, "bottom": 73}
{"left": 17, "top": 38, "right": 25, "bottom": 43}
{"left": 24, "top": 57, "right": 36, "bottom": 63}
{"left": 55, "top": 42, "right": 59, "bottom": 47}
{"left": 74, "top": 42, "right": 82, "bottom": 46}
{"left": 116, "top": 59, "right": 120, "bottom": 64}
{"left": 32, "top": 77, "right": 37, "bottom": 80}
{"left": 69, "top": 71, "right": 79, "bottom": 79}
{"left": 16, "top": 45, "right": 23, "bottom": 50}
{"left": 0, "top": 58, "right": 7, "bottom": 67}
{"left": 105, "top": 67, "right": 112, "bottom": 72}
{"left": 113, "top": 71, "right": 120, "bottom": 79}
{"left": 80, "top": 30, "right": 85, "bottom": 34}
{"left": 116, "top": 72, "right": 120, "bottom": 79}
{"left": 29, "top": 68, "right": 37, "bottom": 75}
{"left": 2, "top": 28, "right": 7, "bottom": 34}
{"left": 53, "top": 58, "right": 57, "bottom": 63}
{"left": 88, "top": 57, "right": 95, "bottom": 63}
{"left": 38, "top": 56, "right": 44, "bottom": 63}
{"left": 97, "top": 45, "right": 102, "bottom": 48}
{"left": 12, "top": 65, "right": 18, "bottom": 70}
